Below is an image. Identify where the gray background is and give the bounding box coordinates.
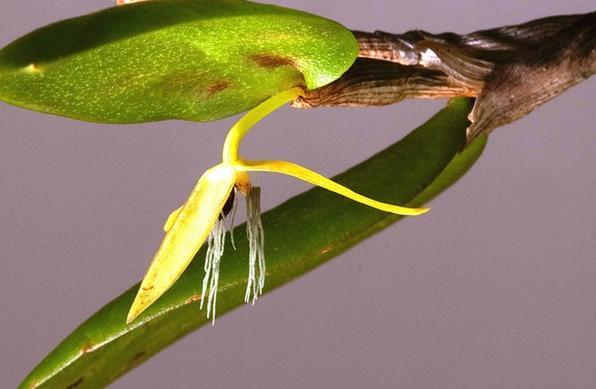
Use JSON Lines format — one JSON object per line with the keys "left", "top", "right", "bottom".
{"left": 1, "top": 1, "right": 595, "bottom": 388}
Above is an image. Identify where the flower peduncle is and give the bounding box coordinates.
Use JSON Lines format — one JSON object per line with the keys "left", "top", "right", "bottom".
{"left": 222, "top": 87, "right": 305, "bottom": 164}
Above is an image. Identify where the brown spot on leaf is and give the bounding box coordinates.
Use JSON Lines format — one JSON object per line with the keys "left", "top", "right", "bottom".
{"left": 207, "top": 80, "right": 232, "bottom": 96}
{"left": 81, "top": 343, "right": 94, "bottom": 354}
{"left": 142, "top": 285, "right": 154, "bottom": 291}
{"left": 250, "top": 53, "right": 296, "bottom": 69}
{"left": 130, "top": 351, "right": 146, "bottom": 363}
{"left": 126, "top": 351, "right": 147, "bottom": 370}
{"left": 185, "top": 294, "right": 201, "bottom": 305}
{"left": 320, "top": 245, "right": 334, "bottom": 255}
{"left": 66, "top": 377, "right": 83, "bottom": 389}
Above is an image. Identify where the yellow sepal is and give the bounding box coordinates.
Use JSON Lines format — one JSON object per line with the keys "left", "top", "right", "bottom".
{"left": 237, "top": 159, "right": 429, "bottom": 216}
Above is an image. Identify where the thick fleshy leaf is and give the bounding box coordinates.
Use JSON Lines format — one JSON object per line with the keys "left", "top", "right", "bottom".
{"left": 0, "top": 0, "right": 357, "bottom": 123}
{"left": 20, "top": 98, "right": 487, "bottom": 388}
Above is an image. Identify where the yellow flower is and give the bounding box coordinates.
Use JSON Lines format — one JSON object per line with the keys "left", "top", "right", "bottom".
{"left": 127, "top": 88, "right": 428, "bottom": 324}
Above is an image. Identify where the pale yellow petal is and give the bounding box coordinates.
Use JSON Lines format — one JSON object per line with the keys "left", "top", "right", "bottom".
{"left": 238, "top": 160, "right": 429, "bottom": 216}
{"left": 127, "top": 164, "right": 236, "bottom": 323}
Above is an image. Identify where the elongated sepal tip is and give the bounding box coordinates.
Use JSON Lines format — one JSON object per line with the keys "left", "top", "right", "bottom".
{"left": 411, "top": 206, "right": 430, "bottom": 216}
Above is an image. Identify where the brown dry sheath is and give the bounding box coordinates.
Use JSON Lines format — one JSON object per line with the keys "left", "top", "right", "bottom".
{"left": 294, "top": 12, "right": 595, "bottom": 142}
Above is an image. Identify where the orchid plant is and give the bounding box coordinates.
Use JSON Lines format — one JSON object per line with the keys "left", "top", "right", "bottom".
{"left": 5, "top": 0, "right": 592, "bottom": 387}
{"left": 2, "top": 2, "right": 460, "bottom": 385}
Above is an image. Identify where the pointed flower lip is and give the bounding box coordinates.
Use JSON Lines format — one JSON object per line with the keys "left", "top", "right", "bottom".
{"left": 127, "top": 164, "right": 236, "bottom": 323}
{"left": 127, "top": 86, "right": 429, "bottom": 323}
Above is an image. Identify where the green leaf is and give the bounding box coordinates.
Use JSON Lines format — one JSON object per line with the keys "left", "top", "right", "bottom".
{"left": 20, "top": 98, "right": 487, "bottom": 388}
{"left": 0, "top": 0, "right": 357, "bottom": 123}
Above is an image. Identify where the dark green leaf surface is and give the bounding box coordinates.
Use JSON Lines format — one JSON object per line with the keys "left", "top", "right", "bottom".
{"left": 20, "top": 99, "right": 486, "bottom": 388}
{"left": 0, "top": 0, "right": 357, "bottom": 123}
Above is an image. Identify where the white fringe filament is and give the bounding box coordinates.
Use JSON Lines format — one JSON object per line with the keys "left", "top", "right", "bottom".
{"left": 200, "top": 216, "right": 227, "bottom": 325}
{"left": 227, "top": 189, "right": 239, "bottom": 250}
{"left": 199, "top": 186, "right": 266, "bottom": 324}
{"left": 244, "top": 186, "right": 266, "bottom": 305}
